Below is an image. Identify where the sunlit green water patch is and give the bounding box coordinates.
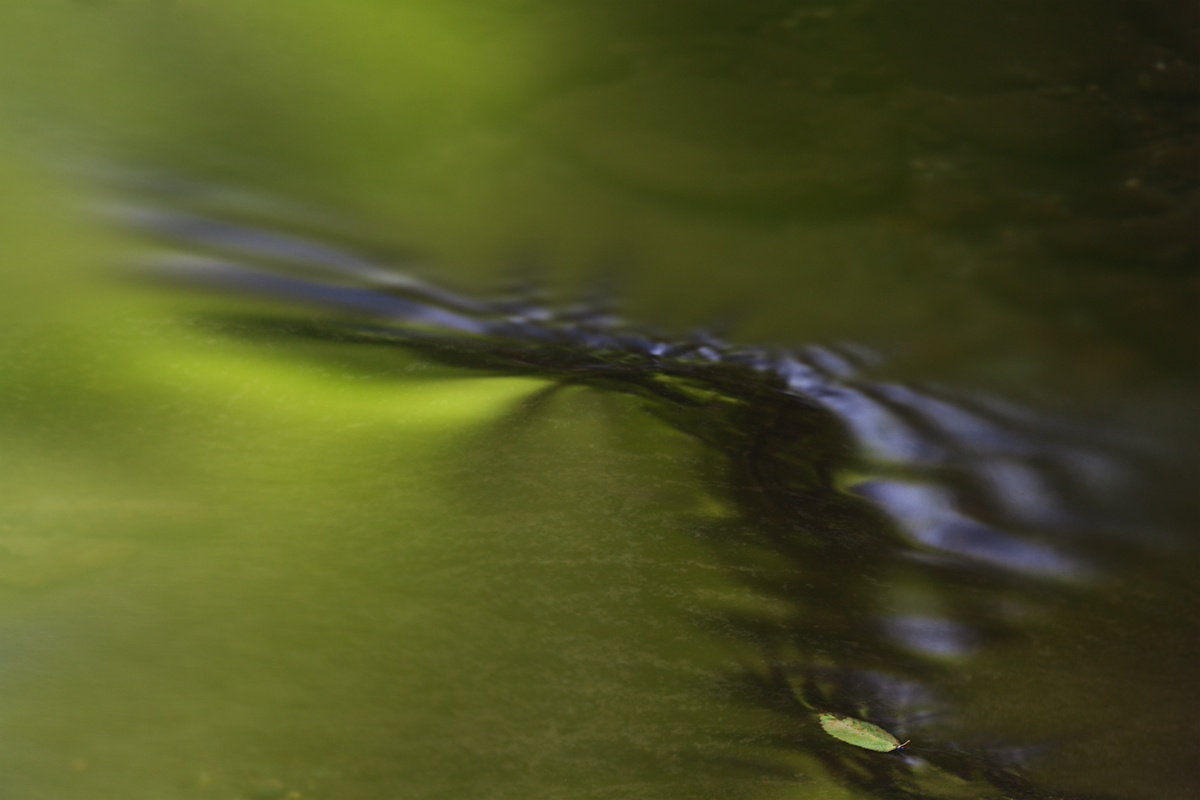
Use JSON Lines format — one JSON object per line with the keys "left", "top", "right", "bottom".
{"left": 0, "top": 237, "right": 829, "bottom": 798}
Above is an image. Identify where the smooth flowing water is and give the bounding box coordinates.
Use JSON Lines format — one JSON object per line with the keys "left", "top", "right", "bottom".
{"left": 0, "top": 3, "right": 1196, "bottom": 800}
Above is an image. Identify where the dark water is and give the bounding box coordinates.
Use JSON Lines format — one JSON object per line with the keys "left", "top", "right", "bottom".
{"left": 0, "top": 2, "right": 1196, "bottom": 800}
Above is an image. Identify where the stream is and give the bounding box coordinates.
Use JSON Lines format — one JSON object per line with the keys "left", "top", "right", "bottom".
{"left": 0, "top": 2, "right": 1196, "bottom": 799}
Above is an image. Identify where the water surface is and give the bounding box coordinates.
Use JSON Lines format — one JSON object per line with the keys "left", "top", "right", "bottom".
{"left": 0, "top": 2, "right": 1196, "bottom": 799}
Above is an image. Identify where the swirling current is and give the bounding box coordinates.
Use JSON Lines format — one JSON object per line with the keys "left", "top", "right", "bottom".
{"left": 95, "top": 168, "right": 1178, "bottom": 800}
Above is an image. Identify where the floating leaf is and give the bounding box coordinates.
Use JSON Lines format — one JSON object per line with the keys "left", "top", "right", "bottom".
{"left": 818, "top": 713, "right": 908, "bottom": 752}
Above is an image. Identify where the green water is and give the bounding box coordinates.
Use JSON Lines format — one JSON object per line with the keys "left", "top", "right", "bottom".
{"left": 0, "top": 2, "right": 1197, "bottom": 799}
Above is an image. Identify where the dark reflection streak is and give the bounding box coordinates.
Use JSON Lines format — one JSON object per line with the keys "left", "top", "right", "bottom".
{"left": 199, "top": 315, "right": 1113, "bottom": 800}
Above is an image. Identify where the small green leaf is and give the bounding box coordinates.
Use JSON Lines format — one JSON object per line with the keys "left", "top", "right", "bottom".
{"left": 818, "top": 713, "right": 907, "bottom": 752}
